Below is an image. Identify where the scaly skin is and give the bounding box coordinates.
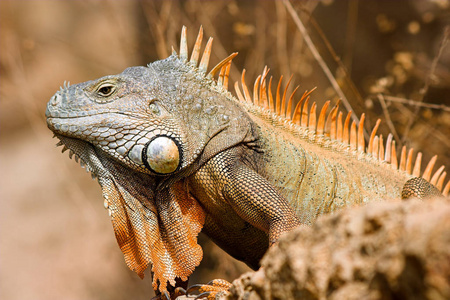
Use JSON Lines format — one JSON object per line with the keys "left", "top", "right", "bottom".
{"left": 46, "top": 29, "right": 444, "bottom": 298}
{"left": 184, "top": 103, "right": 412, "bottom": 272}
{"left": 249, "top": 110, "right": 409, "bottom": 222}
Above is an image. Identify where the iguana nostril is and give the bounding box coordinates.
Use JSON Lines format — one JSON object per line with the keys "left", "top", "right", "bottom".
{"left": 51, "top": 94, "right": 60, "bottom": 106}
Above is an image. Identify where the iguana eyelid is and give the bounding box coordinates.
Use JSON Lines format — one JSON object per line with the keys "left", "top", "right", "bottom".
{"left": 96, "top": 82, "right": 116, "bottom": 97}
{"left": 87, "top": 79, "right": 120, "bottom": 103}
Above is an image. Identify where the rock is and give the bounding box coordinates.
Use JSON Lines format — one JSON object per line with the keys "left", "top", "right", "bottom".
{"left": 227, "top": 197, "right": 450, "bottom": 300}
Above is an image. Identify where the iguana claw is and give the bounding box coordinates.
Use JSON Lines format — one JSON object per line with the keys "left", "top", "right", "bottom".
{"left": 194, "top": 291, "right": 211, "bottom": 299}
{"left": 186, "top": 279, "right": 232, "bottom": 299}
{"left": 174, "top": 287, "right": 187, "bottom": 296}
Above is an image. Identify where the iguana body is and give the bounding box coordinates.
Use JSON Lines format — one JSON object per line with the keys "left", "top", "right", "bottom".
{"left": 46, "top": 27, "right": 449, "bottom": 298}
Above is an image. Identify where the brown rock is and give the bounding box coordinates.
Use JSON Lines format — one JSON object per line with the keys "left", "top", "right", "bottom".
{"left": 228, "top": 197, "right": 450, "bottom": 300}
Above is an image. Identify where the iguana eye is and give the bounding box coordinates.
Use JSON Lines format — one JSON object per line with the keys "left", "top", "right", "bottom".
{"left": 97, "top": 84, "right": 116, "bottom": 97}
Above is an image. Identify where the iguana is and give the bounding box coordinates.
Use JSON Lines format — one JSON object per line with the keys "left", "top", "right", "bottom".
{"left": 45, "top": 26, "right": 449, "bottom": 299}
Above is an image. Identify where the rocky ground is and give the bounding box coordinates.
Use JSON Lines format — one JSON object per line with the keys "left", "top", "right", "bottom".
{"left": 227, "top": 197, "right": 450, "bottom": 300}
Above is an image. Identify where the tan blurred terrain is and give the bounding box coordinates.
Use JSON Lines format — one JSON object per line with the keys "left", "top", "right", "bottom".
{"left": 1, "top": 1, "right": 449, "bottom": 299}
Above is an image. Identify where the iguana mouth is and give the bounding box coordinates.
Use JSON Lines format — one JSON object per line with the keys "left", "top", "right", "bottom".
{"left": 47, "top": 111, "right": 147, "bottom": 120}
{"left": 47, "top": 114, "right": 110, "bottom": 141}
{"left": 46, "top": 112, "right": 146, "bottom": 134}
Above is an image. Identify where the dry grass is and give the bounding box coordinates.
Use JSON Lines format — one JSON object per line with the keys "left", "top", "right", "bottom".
{"left": 1, "top": 1, "right": 449, "bottom": 299}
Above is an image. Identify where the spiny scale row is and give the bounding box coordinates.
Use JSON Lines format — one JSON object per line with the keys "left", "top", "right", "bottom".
{"left": 177, "top": 27, "right": 449, "bottom": 196}
{"left": 233, "top": 68, "right": 449, "bottom": 196}
{"left": 55, "top": 138, "right": 97, "bottom": 180}
{"left": 177, "top": 26, "right": 236, "bottom": 88}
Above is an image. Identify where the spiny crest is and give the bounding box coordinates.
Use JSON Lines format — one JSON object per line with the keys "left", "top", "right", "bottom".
{"left": 235, "top": 68, "right": 450, "bottom": 196}
{"left": 59, "top": 81, "right": 71, "bottom": 93}
{"left": 176, "top": 26, "right": 237, "bottom": 90}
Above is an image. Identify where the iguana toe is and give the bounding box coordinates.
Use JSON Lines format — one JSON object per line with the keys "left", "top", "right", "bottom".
{"left": 186, "top": 279, "right": 232, "bottom": 299}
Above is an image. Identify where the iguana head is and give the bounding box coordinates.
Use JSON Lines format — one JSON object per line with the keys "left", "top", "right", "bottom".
{"left": 45, "top": 26, "right": 251, "bottom": 293}
{"left": 46, "top": 54, "right": 246, "bottom": 177}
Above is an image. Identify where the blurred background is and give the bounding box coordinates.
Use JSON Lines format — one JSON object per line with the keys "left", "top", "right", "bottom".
{"left": 1, "top": 1, "right": 449, "bottom": 299}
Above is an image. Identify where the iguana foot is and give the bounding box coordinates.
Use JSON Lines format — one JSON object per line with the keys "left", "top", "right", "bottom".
{"left": 186, "top": 279, "right": 232, "bottom": 299}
